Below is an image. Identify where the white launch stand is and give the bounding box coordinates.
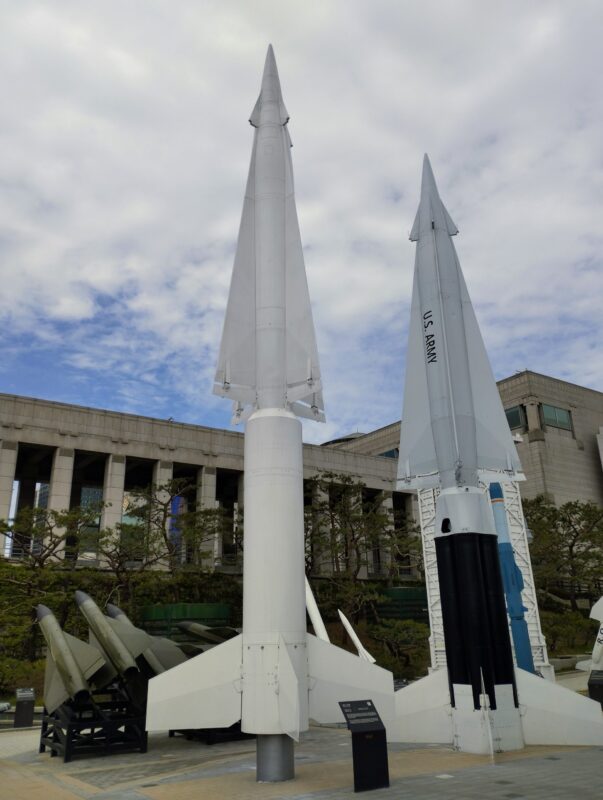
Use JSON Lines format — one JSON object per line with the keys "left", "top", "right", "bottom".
{"left": 417, "top": 483, "right": 553, "bottom": 678}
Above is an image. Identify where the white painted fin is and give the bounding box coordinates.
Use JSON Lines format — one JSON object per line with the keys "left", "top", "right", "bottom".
{"left": 337, "top": 610, "right": 376, "bottom": 663}
{"left": 277, "top": 635, "right": 301, "bottom": 741}
{"left": 146, "top": 634, "right": 243, "bottom": 732}
{"left": 390, "top": 667, "right": 603, "bottom": 750}
{"left": 516, "top": 667, "right": 603, "bottom": 745}
{"left": 590, "top": 596, "right": 603, "bottom": 621}
{"left": 306, "top": 577, "right": 330, "bottom": 642}
{"left": 389, "top": 669, "right": 453, "bottom": 744}
{"left": 307, "top": 633, "right": 393, "bottom": 726}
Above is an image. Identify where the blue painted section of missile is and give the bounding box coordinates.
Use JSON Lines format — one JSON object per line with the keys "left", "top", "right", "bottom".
{"left": 489, "top": 483, "right": 536, "bottom": 674}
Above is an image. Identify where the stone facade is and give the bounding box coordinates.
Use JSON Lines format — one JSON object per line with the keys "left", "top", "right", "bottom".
{"left": 1, "top": 370, "right": 601, "bottom": 562}
{"left": 0, "top": 393, "right": 403, "bottom": 567}
{"left": 334, "top": 371, "right": 603, "bottom": 506}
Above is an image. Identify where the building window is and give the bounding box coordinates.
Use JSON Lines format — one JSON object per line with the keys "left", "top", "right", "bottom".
{"left": 379, "top": 448, "right": 399, "bottom": 459}
{"left": 540, "top": 403, "right": 572, "bottom": 431}
{"left": 505, "top": 405, "right": 526, "bottom": 430}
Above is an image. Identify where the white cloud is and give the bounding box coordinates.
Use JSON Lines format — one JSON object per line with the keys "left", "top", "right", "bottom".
{"left": 0, "top": 0, "right": 601, "bottom": 443}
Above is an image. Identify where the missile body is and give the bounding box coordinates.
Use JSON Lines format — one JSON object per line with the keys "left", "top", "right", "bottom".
{"left": 106, "top": 603, "right": 187, "bottom": 673}
{"left": 146, "top": 46, "right": 394, "bottom": 781}
{"left": 397, "top": 156, "right": 525, "bottom": 751}
{"left": 36, "top": 605, "right": 106, "bottom": 713}
{"left": 489, "top": 483, "right": 535, "bottom": 673}
{"left": 75, "top": 591, "right": 139, "bottom": 679}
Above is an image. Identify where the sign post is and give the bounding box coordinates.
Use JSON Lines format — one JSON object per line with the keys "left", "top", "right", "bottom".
{"left": 339, "top": 700, "right": 390, "bottom": 792}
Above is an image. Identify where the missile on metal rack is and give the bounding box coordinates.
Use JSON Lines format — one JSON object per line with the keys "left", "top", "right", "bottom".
{"left": 36, "top": 604, "right": 108, "bottom": 713}
{"left": 75, "top": 591, "right": 144, "bottom": 678}
{"left": 106, "top": 603, "right": 188, "bottom": 672}
{"left": 489, "top": 483, "right": 535, "bottom": 673}
{"left": 176, "top": 619, "right": 239, "bottom": 644}
{"left": 396, "top": 155, "right": 525, "bottom": 753}
{"left": 338, "top": 610, "right": 376, "bottom": 663}
{"left": 146, "top": 45, "right": 394, "bottom": 783}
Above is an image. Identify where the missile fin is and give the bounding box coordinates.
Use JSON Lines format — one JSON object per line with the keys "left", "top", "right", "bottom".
{"left": 44, "top": 660, "right": 73, "bottom": 714}
{"left": 105, "top": 615, "right": 154, "bottom": 659}
{"left": 214, "top": 142, "right": 258, "bottom": 406}
{"left": 338, "top": 610, "right": 377, "bottom": 663}
{"left": 516, "top": 667, "right": 603, "bottom": 745}
{"left": 307, "top": 633, "right": 393, "bottom": 725}
{"left": 282, "top": 145, "right": 324, "bottom": 416}
{"left": 277, "top": 636, "right": 300, "bottom": 741}
{"left": 457, "top": 266, "right": 524, "bottom": 482}
{"left": 63, "top": 631, "right": 106, "bottom": 681}
{"left": 148, "top": 637, "right": 188, "bottom": 670}
{"left": 589, "top": 597, "right": 603, "bottom": 622}
{"left": 397, "top": 272, "right": 439, "bottom": 488}
{"left": 146, "top": 634, "right": 243, "bottom": 732}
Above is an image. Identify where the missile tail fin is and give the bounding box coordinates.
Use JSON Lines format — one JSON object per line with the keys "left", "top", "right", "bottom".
{"left": 63, "top": 631, "right": 106, "bottom": 681}
{"left": 277, "top": 636, "right": 300, "bottom": 741}
{"left": 43, "top": 661, "right": 70, "bottom": 714}
{"left": 307, "top": 634, "right": 392, "bottom": 725}
{"left": 146, "top": 634, "right": 243, "bottom": 732}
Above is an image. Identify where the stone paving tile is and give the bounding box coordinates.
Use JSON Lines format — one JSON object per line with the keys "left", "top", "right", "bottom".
{"left": 1, "top": 726, "right": 602, "bottom": 799}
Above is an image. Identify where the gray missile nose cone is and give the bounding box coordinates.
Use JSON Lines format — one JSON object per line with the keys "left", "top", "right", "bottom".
{"left": 106, "top": 603, "right": 122, "bottom": 618}
{"left": 36, "top": 604, "right": 53, "bottom": 620}
{"left": 75, "top": 590, "right": 91, "bottom": 607}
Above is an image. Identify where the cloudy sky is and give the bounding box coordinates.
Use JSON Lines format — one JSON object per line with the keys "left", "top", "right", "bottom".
{"left": 0, "top": 1, "right": 601, "bottom": 444}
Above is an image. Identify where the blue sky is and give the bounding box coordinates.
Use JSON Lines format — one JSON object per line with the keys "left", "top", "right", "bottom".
{"left": 0, "top": 1, "right": 602, "bottom": 444}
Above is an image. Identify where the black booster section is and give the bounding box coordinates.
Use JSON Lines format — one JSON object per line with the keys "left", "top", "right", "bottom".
{"left": 435, "top": 532, "right": 517, "bottom": 710}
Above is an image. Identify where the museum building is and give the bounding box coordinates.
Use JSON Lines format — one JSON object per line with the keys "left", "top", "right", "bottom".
{"left": 1, "top": 370, "right": 602, "bottom": 569}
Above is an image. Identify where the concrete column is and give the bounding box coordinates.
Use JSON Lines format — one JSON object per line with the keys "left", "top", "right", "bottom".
{"left": 100, "top": 454, "right": 126, "bottom": 532}
{"left": 0, "top": 440, "right": 18, "bottom": 557}
{"left": 525, "top": 401, "right": 541, "bottom": 431}
{"left": 196, "top": 466, "right": 220, "bottom": 566}
{"left": 48, "top": 448, "right": 75, "bottom": 559}
{"left": 48, "top": 448, "right": 75, "bottom": 513}
{"left": 17, "top": 479, "right": 36, "bottom": 511}
{"left": 153, "top": 459, "right": 174, "bottom": 492}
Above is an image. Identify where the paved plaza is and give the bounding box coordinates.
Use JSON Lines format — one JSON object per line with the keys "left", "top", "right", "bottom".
{"left": 1, "top": 724, "right": 601, "bottom": 800}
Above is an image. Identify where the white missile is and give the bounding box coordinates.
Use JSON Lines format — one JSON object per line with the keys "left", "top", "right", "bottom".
{"left": 391, "top": 155, "right": 603, "bottom": 753}
{"left": 146, "top": 46, "right": 393, "bottom": 782}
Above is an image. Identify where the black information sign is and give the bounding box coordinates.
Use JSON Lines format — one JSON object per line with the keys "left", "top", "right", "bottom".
{"left": 339, "top": 700, "right": 389, "bottom": 792}
{"left": 588, "top": 670, "right": 603, "bottom": 708}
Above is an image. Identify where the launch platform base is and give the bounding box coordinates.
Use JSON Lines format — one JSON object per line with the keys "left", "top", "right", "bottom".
{"left": 39, "top": 699, "right": 147, "bottom": 763}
